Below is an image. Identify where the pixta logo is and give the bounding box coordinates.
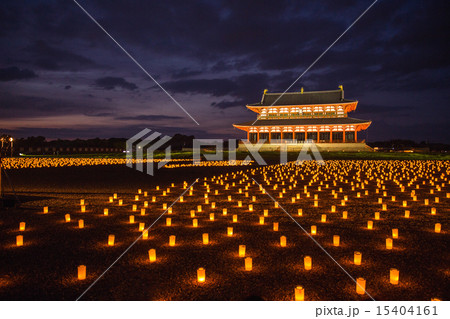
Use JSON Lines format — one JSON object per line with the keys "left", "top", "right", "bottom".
{"left": 126, "top": 128, "right": 171, "bottom": 176}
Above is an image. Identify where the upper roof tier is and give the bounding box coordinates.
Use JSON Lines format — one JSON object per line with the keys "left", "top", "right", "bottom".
{"left": 248, "top": 88, "right": 356, "bottom": 107}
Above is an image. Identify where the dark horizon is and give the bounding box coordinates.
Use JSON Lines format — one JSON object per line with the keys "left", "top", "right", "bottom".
{"left": 0, "top": 0, "right": 449, "bottom": 143}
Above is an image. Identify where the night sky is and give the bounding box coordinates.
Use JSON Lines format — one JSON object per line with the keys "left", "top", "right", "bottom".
{"left": 0, "top": 0, "right": 449, "bottom": 142}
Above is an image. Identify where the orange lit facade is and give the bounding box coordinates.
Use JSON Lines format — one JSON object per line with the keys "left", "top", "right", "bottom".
{"left": 233, "top": 87, "right": 371, "bottom": 143}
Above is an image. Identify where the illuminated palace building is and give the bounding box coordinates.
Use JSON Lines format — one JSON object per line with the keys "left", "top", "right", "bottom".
{"left": 234, "top": 86, "right": 372, "bottom": 150}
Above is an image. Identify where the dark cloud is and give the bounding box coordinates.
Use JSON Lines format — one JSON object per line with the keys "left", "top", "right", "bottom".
{"left": 0, "top": 66, "right": 37, "bottom": 81}
{"left": 94, "top": 77, "right": 138, "bottom": 91}
{"left": 64, "top": 85, "right": 71, "bottom": 90}
{"left": 171, "top": 68, "right": 203, "bottom": 79}
{"left": 211, "top": 99, "right": 246, "bottom": 109}
{"left": 117, "top": 114, "right": 184, "bottom": 121}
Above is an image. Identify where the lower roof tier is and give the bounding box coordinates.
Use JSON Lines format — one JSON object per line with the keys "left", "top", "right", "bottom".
{"left": 234, "top": 117, "right": 371, "bottom": 127}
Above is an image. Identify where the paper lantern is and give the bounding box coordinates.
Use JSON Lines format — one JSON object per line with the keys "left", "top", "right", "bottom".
{"left": 424, "top": 199, "right": 429, "bottom": 205}
{"left": 202, "top": 233, "right": 209, "bottom": 245}
{"left": 298, "top": 209, "right": 303, "bottom": 216}
{"left": 78, "top": 219, "right": 84, "bottom": 229}
{"left": 104, "top": 208, "right": 109, "bottom": 216}
{"left": 402, "top": 201, "right": 407, "bottom": 207}
{"left": 273, "top": 222, "right": 279, "bottom": 231}
{"left": 118, "top": 199, "right": 123, "bottom": 206}
{"left": 245, "top": 257, "right": 252, "bottom": 271}
{"left": 275, "top": 202, "right": 279, "bottom": 208}
{"left": 197, "top": 268, "right": 206, "bottom": 282}
{"left": 392, "top": 229, "right": 398, "bottom": 239}
{"left": 78, "top": 265, "right": 86, "bottom": 280}
{"left": 81, "top": 205, "right": 86, "bottom": 213}
{"left": 131, "top": 204, "right": 137, "bottom": 212}
{"left": 65, "top": 214, "right": 71, "bottom": 222}
{"left": 404, "top": 210, "right": 410, "bottom": 218}
{"left": 249, "top": 204, "right": 253, "bottom": 212}
{"left": 356, "top": 278, "right": 366, "bottom": 295}
{"left": 390, "top": 268, "right": 399, "bottom": 285}
{"left": 391, "top": 196, "right": 396, "bottom": 201}
{"left": 109, "top": 197, "right": 113, "bottom": 203}
{"left": 259, "top": 216, "right": 264, "bottom": 225}
{"left": 333, "top": 235, "right": 340, "bottom": 247}
{"left": 142, "top": 230, "right": 149, "bottom": 240}
{"left": 227, "top": 227, "right": 233, "bottom": 236}
{"left": 331, "top": 205, "right": 336, "bottom": 213}
{"left": 280, "top": 236, "right": 287, "bottom": 247}
{"left": 239, "top": 245, "right": 246, "bottom": 257}
{"left": 197, "top": 205, "right": 202, "bottom": 212}
{"left": 294, "top": 286, "right": 304, "bottom": 301}
{"left": 16, "top": 235, "right": 23, "bottom": 246}
{"left": 314, "top": 201, "right": 318, "bottom": 207}
{"left": 80, "top": 199, "right": 85, "bottom": 205}
{"left": 375, "top": 212, "right": 380, "bottom": 220}
{"left": 108, "top": 234, "right": 115, "bottom": 246}
{"left": 43, "top": 206, "right": 48, "bottom": 214}
{"left": 19, "top": 222, "right": 26, "bottom": 231}
{"left": 169, "top": 235, "right": 176, "bottom": 246}
{"left": 190, "top": 210, "right": 195, "bottom": 218}
{"left": 354, "top": 251, "right": 361, "bottom": 265}
{"left": 192, "top": 219, "right": 198, "bottom": 227}
{"left": 113, "top": 193, "right": 118, "bottom": 199}
{"left": 152, "top": 196, "right": 156, "bottom": 202}
{"left": 378, "top": 198, "right": 382, "bottom": 204}
{"left": 222, "top": 208, "right": 227, "bottom": 215}
{"left": 148, "top": 249, "right": 156, "bottom": 263}
{"left": 386, "top": 238, "right": 393, "bottom": 250}
{"left": 210, "top": 213, "right": 215, "bottom": 221}
{"left": 129, "top": 215, "right": 135, "bottom": 223}
{"left": 139, "top": 222, "right": 145, "bottom": 231}
{"left": 343, "top": 211, "right": 348, "bottom": 219}
{"left": 321, "top": 214, "right": 327, "bottom": 223}
{"left": 135, "top": 195, "right": 139, "bottom": 201}
{"left": 435, "top": 197, "right": 439, "bottom": 203}
{"left": 238, "top": 201, "right": 242, "bottom": 207}
{"left": 367, "top": 221, "right": 373, "bottom": 229}
{"left": 311, "top": 225, "right": 317, "bottom": 235}
{"left": 166, "top": 218, "right": 172, "bottom": 226}
{"left": 228, "top": 195, "right": 232, "bottom": 201}
{"left": 435, "top": 223, "right": 441, "bottom": 233}
{"left": 233, "top": 215, "right": 238, "bottom": 223}
{"left": 264, "top": 209, "right": 269, "bottom": 217}
{"left": 304, "top": 256, "right": 312, "bottom": 270}
{"left": 382, "top": 204, "right": 387, "bottom": 211}
{"left": 431, "top": 207, "right": 436, "bottom": 215}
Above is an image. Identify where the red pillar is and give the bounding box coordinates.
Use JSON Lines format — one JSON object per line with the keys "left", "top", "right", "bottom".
{"left": 355, "top": 130, "right": 358, "bottom": 142}
{"left": 247, "top": 131, "right": 249, "bottom": 141}
{"left": 317, "top": 130, "right": 320, "bottom": 143}
{"left": 343, "top": 130, "right": 346, "bottom": 143}
{"left": 330, "top": 130, "right": 333, "bottom": 143}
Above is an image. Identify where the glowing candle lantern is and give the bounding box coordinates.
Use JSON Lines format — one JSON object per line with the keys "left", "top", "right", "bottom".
{"left": 113, "top": 193, "right": 118, "bottom": 199}
{"left": 274, "top": 202, "right": 279, "bottom": 208}
{"left": 135, "top": 195, "right": 139, "bottom": 201}
{"left": 331, "top": 205, "right": 336, "bottom": 213}
{"left": 139, "top": 223, "right": 145, "bottom": 232}
{"left": 343, "top": 211, "right": 348, "bottom": 219}
{"left": 19, "top": 222, "right": 26, "bottom": 231}
{"left": 65, "top": 214, "right": 71, "bottom": 222}
{"left": 209, "top": 213, "right": 214, "bottom": 221}
{"left": 259, "top": 216, "right": 264, "bottom": 225}
{"left": 205, "top": 198, "right": 209, "bottom": 204}
{"left": 367, "top": 221, "right": 373, "bottom": 230}
{"left": 378, "top": 198, "right": 382, "bottom": 204}
{"left": 109, "top": 197, "right": 113, "bottom": 203}
{"left": 404, "top": 210, "right": 410, "bottom": 218}
{"left": 245, "top": 257, "right": 252, "bottom": 271}
{"left": 321, "top": 214, "right": 327, "bottom": 223}
{"left": 403, "top": 201, "right": 407, "bottom": 207}
{"left": 43, "top": 206, "right": 49, "bottom": 213}
{"left": 141, "top": 208, "right": 146, "bottom": 215}
{"left": 108, "top": 234, "right": 115, "bottom": 246}
{"left": 16, "top": 235, "right": 23, "bottom": 246}
{"left": 333, "top": 235, "right": 340, "bottom": 246}
{"left": 248, "top": 204, "right": 253, "bottom": 212}
{"left": 311, "top": 225, "right": 317, "bottom": 235}
{"left": 152, "top": 196, "right": 156, "bottom": 202}
{"left": 294, "top": 286, "right": 305, "bottom": 301}
{"left": 354, "top": 251, "right": 362, "bottom": 265}
{"left": 78, "top": 265, "right": 86, "bottom": 280}
{"left": 341, "top": 200, "right": 346, "bottom": 206}
{"left": 78, "top": 219, "right": 84, "bottom": 229}
{"left": 424, "top": 199, "right": 429, "bottom": 205}
{"left": 197, "top": 205, "right": 202, "bottom": 212}
{"left": 81, "top": 205, "right": 86, "bottom": 213}
{"left": 104, "top": 208, "right": 109, "bottom": 216}
{"left": 280, "top": 236, "right": 287, "bottom": 247}
{"left": 147, "top": 249, "right": 156, "bottom": 263}
{"left": 391, "top": 228, "right": 399, "bottom": 239}
{"left": 192, "top": 219, "right": 198, "bottom": 227}
{"left": 118, "top": 199, "right": 123, "bottom": 206}
{"left": 382, "top": 204, "right": 387, "bottom": 211}
{"left": 228, "top": 195, "right": 232, "bottom": 201}
{"left": 356, "top": 278, "right": 366, "bottom": 295}
{"left": 298, "top": 209, "right": 303, "bottom": 216}
{"left": 190, "top": 210, "right": 195, "bottom": 218}
{"left": 202, "top": 233, "right": 209, "bottom": 245}
{"left": 142, "top": 230, "right": 149, "bottom": 240}
{"left": 375, "top": 212, "right": 380, "bottom": 220}
{"left": 239, "top": 245, "right": 246, "bottom": 257}
{"left": 273, "top": 222, "right": 279, "bottom": 231}
{"left": 238, "top": 201, "right": 242, "bottom": 207}
{"left": 197, "top": 267, "right": 206, "bottom": 282}
{"left": 435, "top": 223, "right": 441, "bottom": 233}
{"left": 163, "top": 203, "right": 167, "bottom": 210}
{"left": 131, "top": 204, "right": 137, "bottom": 212}
{"left": 80, "top": 199, "right": 85, "bottom": 205}
{"left": 211, "top": 202, "right": 216, "bottom": 209}
{"left": 129, "top": 215, "right": 135, "bottom": 223}
{"left": 386, "top": 238, "right": 393, "bottom": 250}
{"left": 314, "top": 201, "right": 318, "bottom": 207}
{"left": 223, "top": 208, "right": 227, "bottom": 216}
{"left": 233, "top": 215, "right": 238, "bottom": 223}
{"left": 435, "top": 197, "right": 439, "bottom": 203}
{"left": 263, "top": 209, "right": 269, "bottom": 217}
{"left": 169, "top": 235, "right": 176, "bottom": 246}
{"left": 392, "top": 196, "right": 396, "bottom": 201}
{"left": 304, "top": 256, "right": 312, "bottom": 270}
{"left": 227, "top": 227, "right": 233, "bottom": 236}
{"left": 390, "top": 268, "right": 399, "bottom": 285}
{"left": 166, "top": 218, "right": 172, "bottom": 226}
{"left": 431, "top": 207, "right": 436, "bottom": 215}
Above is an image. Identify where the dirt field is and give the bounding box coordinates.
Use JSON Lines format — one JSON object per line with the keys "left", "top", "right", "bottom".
{"left": 0, "top": 160, "right": 448, "bottom": 300}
